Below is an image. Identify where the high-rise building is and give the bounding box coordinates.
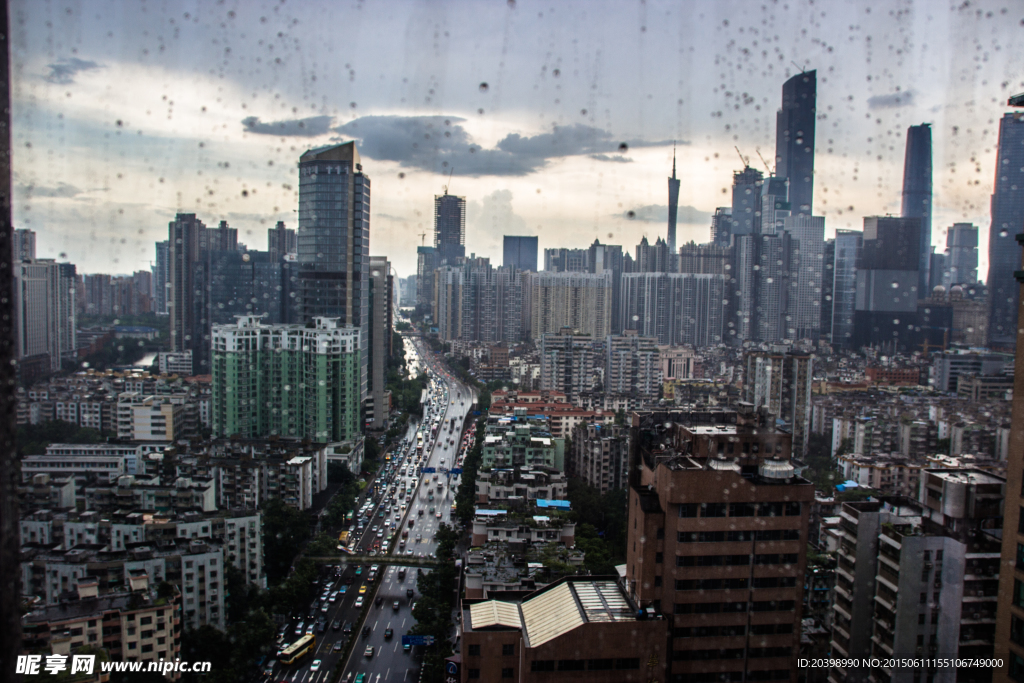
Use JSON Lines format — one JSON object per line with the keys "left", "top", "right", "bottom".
{"left": 619, "top": 272, "right": 726, "bottom": 347}
{"left": 416, "top": 245, "right": 438, "bottom": 311}
{"left": 604, "top": 331, "right": 660, "bottom": 404}
{"left": 267, "top": 220, "right": 297, "bottom": 262}
{"left": 775, "top": 69, "right": 816, "bottom": 215}
{"left": 832, "top": 471, "right": 1003, "bottom": 683}
{"left": 831, "top": 230, "right": 862, "bottom": 349}
{"left": 83, "top": 273, "right": 112, "bottom": 316}
{"left": 754, "top": 232, "right": 794, "bottom": 343}
{"left": 435, "top": 191, "right": 466, "bottom": 266}
{"left": 153, "top": 240, "right": 169, "bottom": 315}
{"left": 295, "top": 142, "right": 370, "bottom": 403}
{"left": 821, "top": 237, "right": 835, "bottom": 342}
{"left": 207, "top": 249, "right": 285, "bottom": 323}
{"left": 543, "top": 247, "right": 588, "bottom": 272}
{"left": 728, "top": 234, "right": 758, "bottom": 343}
{"left": 587, "top": 240, "right": 625, "bottom": 334}
{"left": 945, "top": 222, "right": 980, "bottom": 287}
{"left": 495, "top": 265, "right": 523, "bottom": 344}
{"left": 901, "top": 124, "right": 934, "bottom": 296}
{"left": 433, "top": 265, "right": 463, "bottom": 341}
{"left": 168, "top": 212, "right": 207, "bottom": 368}
{"left": 995, "top": 232, "right": 1024, "bottom": 683}
{"left": 667, "top": 148, "right": 680, "bottom": 253}
{"left": 211, "top": 316, "right": 361, "bottom": 442}
{"left": 677, "top": 242, "right": 732, "bottom": 275}
{"left": 987, "top": 112, "right": 1024, "bottom": 349}
{"left": 460, "top": 257, "right": 497, "bottom": 343}
{"left": 13, "top": 228, "right": 36, "bottom": 262}
{"left": 14, "top": 260, "right": 77, "bottom": 372}
{"left": 759, "top": 175, "right": 791, "bottom": 235}
{"left": 538, "top": 329, "right": 604, "bottom": 403}
{"left": 852, "top": 216, "right": 922, "bottom": 351}
{"left": 524, "top": 271, "right": 612, "bottom": 340}
{"left": 730, "top": 166, "right": 764, "bottom": 236}
{"left": 502, "top": 235, "right": 538, "bottom": 272}
{"left": 743, "top": 350, "right": 814, "bottom": 457}
{"left": 710, "top": 207, "right": 732, "bottom": 245}
{"left": 783, "top": 214, "right": 826, "bottom": 341}
{"left": 570, "top": 422, "right": 629, "bottom": 493}
{"left": 625, "top": 407, "right": 813, "bottom": 683}
{"left": 634, "top": 236, "right": 674, "bottom": 273}
{"left": 367, "top": 255, "right": 393, "bottom": 431}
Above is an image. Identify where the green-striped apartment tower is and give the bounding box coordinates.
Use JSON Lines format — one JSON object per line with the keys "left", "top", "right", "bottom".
{"left": 211, "top": 315, "right": 361, "bottom": 442}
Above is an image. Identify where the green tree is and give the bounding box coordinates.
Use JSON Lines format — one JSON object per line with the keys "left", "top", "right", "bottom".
{"left": 17, "top": 421, "right": 104, "bottom": 454}
{"left": 262, "top": 498, "right": 311, "bottom": 584}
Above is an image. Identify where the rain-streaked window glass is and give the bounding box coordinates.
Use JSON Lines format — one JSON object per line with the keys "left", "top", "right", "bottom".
{"left": 9, "top": 2, "right": 1024, "bottom": 683}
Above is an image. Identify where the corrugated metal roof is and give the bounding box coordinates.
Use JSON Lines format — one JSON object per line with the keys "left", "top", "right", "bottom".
{"left": 520, "top": 582, "right": 583, "bottom": 647}
{"left": 469, "top": 600, "right": 522, "bottom": 631}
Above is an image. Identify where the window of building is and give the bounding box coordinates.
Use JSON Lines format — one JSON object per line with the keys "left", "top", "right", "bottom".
{"left": 468, "top": 644, "right": 480, "bottom": 657}
{"left": 655, "top": 552, "right": 663, "bottom": 564}
{"left": 467, "top": 670, "right": 480, "bottom": 680}
{"left": 502, "top": 644, "right": 515, "bottom": 656}
{"left": 557, "top": 660, "right": 585, "bottom": 671}
{"left": 678, "top": 504, "right": 697, "bottom": 518}
{"left": 701, "top": 503, "right": 726, "bottom": 517}
{"left": 501, "top": 668, "right": 514, "bottom": 678}
{"left": 530, "top": 661, "right": 554, "bottom": 672}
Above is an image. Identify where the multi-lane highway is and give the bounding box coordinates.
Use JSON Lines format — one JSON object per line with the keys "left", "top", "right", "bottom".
{"left": 268, "top": 329, "right": 475, "bottom": 683}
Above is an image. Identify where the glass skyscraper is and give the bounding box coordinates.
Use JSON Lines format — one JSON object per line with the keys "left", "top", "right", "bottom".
{"left": 987, "top": 112, "right": 1024, "bottom": 349}
{"left": 830, "top": 229, "right": 862, "bottom": 348}
{"left": 296, "top": 141, "right": 370, "bottom": 401}
{"left": 435, "top": 192, "right": 466, "bottom": 265}
{"left": 502, "top": 235, "right": 538, "bottom": 272}
{"left": 775, "top": 70, "right": 816, "bottom": 216}
{"left": 901, "top": 123, "right": 933, "bottom": 296}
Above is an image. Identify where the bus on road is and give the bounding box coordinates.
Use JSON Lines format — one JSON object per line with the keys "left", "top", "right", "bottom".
{"left": 278, "top": 634, "right": 316, "bottom": 665}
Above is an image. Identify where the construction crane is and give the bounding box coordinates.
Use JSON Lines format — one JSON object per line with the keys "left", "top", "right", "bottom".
{"left": 756, "top": 148, "right": 774, "bottom": 176}
{"left": 735, "top": 146, "right": 748, "bottom": 168}
{"left": 418, "top": 231, "right": 428, "bottom": 246}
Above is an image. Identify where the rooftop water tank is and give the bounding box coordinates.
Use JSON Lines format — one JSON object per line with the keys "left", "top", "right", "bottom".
{"left": 759, "top": 458, "right": 795, "bottom": 481}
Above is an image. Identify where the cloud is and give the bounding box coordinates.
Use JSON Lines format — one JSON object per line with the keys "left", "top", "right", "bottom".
{"left": 334, "top": 115, "right": 676, "bottom": 177}
{"left": 867, "top": 90, "right": 915, "bottom": 109}
{"left": 620, "top": 204, "right": 711, "bottom": 224}
{"left": 18, "top": 182, "right": 82, "bottom": 199}
{"left": 589, "top": 154, "right": 632, "bottom": 163}
{"left": 44, "top": 58, "right": 102, "bottom": 85}
{"left": 468, "top": 189, "right": 527, "bottom": 235}
{"left": 242, "top": 115, "right": 335, "bottom": 137}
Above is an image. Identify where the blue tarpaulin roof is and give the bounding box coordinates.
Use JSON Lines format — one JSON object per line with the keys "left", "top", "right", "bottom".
{"left": 536, "top": 499, "right": 571, "bottom": 509}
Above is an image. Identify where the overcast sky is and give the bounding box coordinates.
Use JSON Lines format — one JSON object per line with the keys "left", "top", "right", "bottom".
{"left": 10, "top": 0, "right": 1024, "bottom": 278}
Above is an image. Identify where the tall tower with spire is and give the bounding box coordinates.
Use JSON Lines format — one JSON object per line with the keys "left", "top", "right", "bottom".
{"left": 667, "top": 145, "right": 680, "bottom": 253}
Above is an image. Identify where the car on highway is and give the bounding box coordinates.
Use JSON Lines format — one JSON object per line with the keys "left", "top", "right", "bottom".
{"left": 375, "top": 596, "right": 383, "bottom": 608}
{"left": 384, "top": 627, "right": 394, "bottom": 639}
{"left": 354, "top": 596, "right": 364, "bottom": 608}
{"left": 393, "top": 600, "right": 400, "bottom": 610}
{"left": 342, "top": 621, "right": 353, "bottom": 634}
{"left": 331, "top": 618, "right": 342, "bottom": 631}
{"left": 403, "top": 641, "right": 411, "bottom": 653}
{"left": 329, "top": 591, "right": 339, "bottom": 603}
{"left": 310, "top": 660, "right": 321, "bottom": 672}
{"left": 364, "top": 645, "right": 374, "bottom": 658}
{"left": 407, "top": 588, "right": 414, "bottom": 599}
{"left": 332, "top": 641, "right": 343, "bottom": 653}
{"left": 358, "top": 584, "right": 367, "bottom": 594}
{"left": 294, "top": 621, "right": 305, "bottom": 636}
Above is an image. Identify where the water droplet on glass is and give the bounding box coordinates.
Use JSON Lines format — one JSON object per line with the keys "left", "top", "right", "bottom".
{"left": 479, "top": 83, "right": 489, "bottom": 93}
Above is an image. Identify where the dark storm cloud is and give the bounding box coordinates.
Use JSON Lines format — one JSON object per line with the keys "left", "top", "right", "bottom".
{"left": 334, "top": 115, "right": 676, "bottom": 176}
{"left": 867, "top": 90, "right": 915, "bottom": 109}
{"left": 19, "top": 182, "right": 83, "bottom": 199}
{"left": 589, "top": 154, "right": 632, "bottom": 163}
{"left": 621, "top": 204, "right": 711, "bottom": 224}
{"left": 242, "top": 115, "right": 335, "bottom": 137}
{"left": 44, "top": 58, "right": 102, "bottom": 84}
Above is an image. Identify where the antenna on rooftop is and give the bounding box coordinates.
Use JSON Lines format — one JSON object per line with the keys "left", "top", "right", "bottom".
{"left": 792, "top": 61, "right": 806, "bottom": 73}
{"left": 443, "top": 168, "right": 454, "bottom": 195}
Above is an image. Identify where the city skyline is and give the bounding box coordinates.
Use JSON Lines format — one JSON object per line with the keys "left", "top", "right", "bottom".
{"left": 10, "top": 0, "right": 1024, "bottom": 279}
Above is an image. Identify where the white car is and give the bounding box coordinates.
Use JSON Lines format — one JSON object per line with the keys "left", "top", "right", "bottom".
{"left": 310, "top": 660, "right": 322, "bottom": 672}
{"left": 354, "top": 596, "right": 364, "bottom": 608}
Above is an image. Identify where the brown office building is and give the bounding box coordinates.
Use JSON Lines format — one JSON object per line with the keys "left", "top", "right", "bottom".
{"left": 625, "top": 406, "right": 814, "bottom": 683}
{"left": 994, "top": 234, "right": 1024, "bottom": 683}
{"left": 460, "top": 576, "right": 668, "bottom": 682}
